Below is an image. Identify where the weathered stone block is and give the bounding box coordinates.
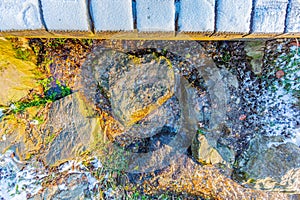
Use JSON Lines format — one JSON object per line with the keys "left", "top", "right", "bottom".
{"left": 91, "top": 0, "right": 134, "bottom": 31}
{"left": 252, "top": 0, "right": 289, "bottom": 33}
{"left": 216, "top": 0, "right": 252, "bottom": 33}
{"left": 40, "top": 0, "right": 91, "bottom": 31}
{"left": 0, "top": 0, "right": 43, "bottom": 31}
{"left": 136, "top": 0, "right": 175, "bottom": 32}
{"left": 45, "top": 93, "right": 99, "bottom": 166}
{"left": 285, "top": 0, "right": 300, "bottom": 33}
{"left": 178, "top": 0, "right": 215, "bottom": 32}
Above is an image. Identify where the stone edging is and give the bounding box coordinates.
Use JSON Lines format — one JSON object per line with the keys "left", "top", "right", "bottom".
{"left": 0, "top": 0, "right": 299, "bottom": 39}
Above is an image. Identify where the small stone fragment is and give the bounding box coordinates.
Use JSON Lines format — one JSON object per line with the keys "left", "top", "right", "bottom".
{"left": 276, "top": 70, "right": 285, "bottom": 79}
{"left": 239, "top": 114, "right": 247, "bottom": 121}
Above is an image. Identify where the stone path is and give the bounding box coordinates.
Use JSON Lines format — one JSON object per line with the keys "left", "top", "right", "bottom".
{"left": 0, "top": 0, "right": 299, "bottom": 39}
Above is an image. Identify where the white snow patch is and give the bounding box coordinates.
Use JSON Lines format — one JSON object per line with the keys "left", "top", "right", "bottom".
{"left": 40, "top": 0, "right": 90, "bottom": 31}
{"left": 91, "top": 157, "right": 102, "bottom": 168}
{"left": 0, "top": 151, "right": 104, "bottom": 199}
{"left": 58, "top": 183, "right": 68, "bottom": 191}
{"left": 10, "top": 104, "right": 17, "bottom": 110}
{"left": 0, "top": 0, "right": 43, "bottom": 31}
{"left": 0, "top": 150, "right": 45, "bottom": 199}
{"left": 91, "top": 0, "right": 133, "bottom": 31}
{"left": 216, "top": 0, "right": 252, "bottom": 33}
{"left": 136, "top": 0, "right": 175, "bottom": 32}
{"left": 2, "top": 134, "right": 6, "bottom": 141}
{"left": 252, "top": 0, "right": 288, "bottom": 33}
{"left": 260, "top": 47, "right": 300, "bottom": 146}
{"left": 179, "top": 0, "right": 215, "bottom": 32}
{"left": 0, "top": 108, "right": 4, "bottom": 118}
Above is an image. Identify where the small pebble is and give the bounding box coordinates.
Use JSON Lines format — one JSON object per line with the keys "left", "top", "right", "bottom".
{"left": 276, "top": 70, "right": 285, "bottom": 79}
{"left": 239, "top": 114, "right": 247, "bottom": 121}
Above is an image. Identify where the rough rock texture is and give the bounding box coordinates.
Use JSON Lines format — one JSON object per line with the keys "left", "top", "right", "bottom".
{"left": 79, "top": 40, "right": 243, "bottom": 174}
{"left": 44, "top": 93, "right": 100, "bottom": 166}
{"left": 0, "top": 39, "right": 38, "bottom": 105}
{"left": 190, "top": 55, "right": 238, "bottom": 168}
{"left": 146, "top": 155, "right": 296, "bottom": 199}
{"left": 237, "top": 135, "right": 300, "bottom": 192}
{"left": 1, "top": 39, "right": 300, "bottom": 199}
{"left": 0, "top": 120, "right": 37, "bottom": 161}
{"left": 80, "top": 41, "right": 215, "bottom": 173}
{"left": 120, "top": 96, "right": 180, "bottom": 139}
{"left": 108, "top": 55, "right": 174, "bottom": 127}
{"left": 192, "top": 130, "right": 235, "bottom": 167}
{"left": 30, "top": 173, "right": 92, "bottom": 200}
{"left": 244, "top": 41, "right": 265, "bottom": 75}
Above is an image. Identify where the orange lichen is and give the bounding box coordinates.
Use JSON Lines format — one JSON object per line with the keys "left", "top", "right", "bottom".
{"left": 127, "top": 90, "right": 173, "bottom": 127}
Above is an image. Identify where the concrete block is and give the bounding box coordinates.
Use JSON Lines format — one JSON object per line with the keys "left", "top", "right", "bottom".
{"left": 285, "top": 0, "right": 300, "bottom": 33}
{"left": 40, "top": 0, "right": 91, "bottom": 31}
{"left": 0, "top": 0, "right": 43, "bottom": 31}
{"left": 216, "top": 0, "right": 252, "bottom": 33}
{"left": 252, "top": 0, "right": 289, "bottom": 33}
{"left": 91, "top": 0, "right": 133, "bottom": 31}
{"left": 178, "top": 0, "right": 215, "bottom": 32}
{"left": 136, "top": 0, "right": 175, "bottom": 32}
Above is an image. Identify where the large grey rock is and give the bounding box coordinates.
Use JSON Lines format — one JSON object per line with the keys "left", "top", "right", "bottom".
{"left": 237, "top": 135, "right": 300, "bottom": 192}
{"left": 147, "top": 154, "right": 295, "bottom": 199}
{"left": 195, "top": 58, "right": 238, "bottom": 129}
{"left": 44, "top": 93, "right": 100, "bottom": 166}
{"left": 136, "top": 0, "right": 175, "bottom": 32}
{"left": 80, "top": 41, "right": 214, "bottom": 173}
{"left": 192, "top": 129, "right": 235, "bottom": 167}
{"left": 30, "top": 173, "right": 92, "bottom": 200}
{"left": 91, "top": 0, "right": 133, "bottom": 31}
{"left": 109, "top": 54, "right": 174, "bottom": 127}
{"left": 191, "top": 57, "right": 239, "bottom": 168}
{"left": 252, "top": 0, "right": 289, "bottom": 33}
{"left": 216, "top": 0, "right": 252, "bottom": 33}
{"left": 244, "top": 41, "right": 265, "bottom": 75}
{"left": 178, "top": 0, "right": 215, "bottom": 32}
{"left": 0, "top": 39, "right": 38, "bottom": 105}
{"left": 0, "top": 0, "right": 43, "bottom": 31}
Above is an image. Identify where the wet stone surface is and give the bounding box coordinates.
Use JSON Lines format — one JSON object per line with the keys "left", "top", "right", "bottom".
{"left": 80, "top": 41, "right": 214, "bottom": 172}
{"left": 95, "top": 51, "right": 175, "bottom": 128}
{"left": 1, "top": 39, "right": 300, "bottom": 199}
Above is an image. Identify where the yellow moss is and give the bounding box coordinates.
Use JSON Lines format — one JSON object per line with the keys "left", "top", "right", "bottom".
{"left": 157, "top": 90, "right": 173, "bottom": 105}
{"left": 128, "top": 90, "right": 173, "bottom": 127}
{"left": 129, "top": 106, "right": 151, "bottom": 126}
{"left": 0, "top": 38, "right": 40, "bottom": 105}
{"left": 128, "top": 55, "right": 143, "bottom": 65}
{"left": 128, "top": 53, "right": 173, "bottom": 69}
